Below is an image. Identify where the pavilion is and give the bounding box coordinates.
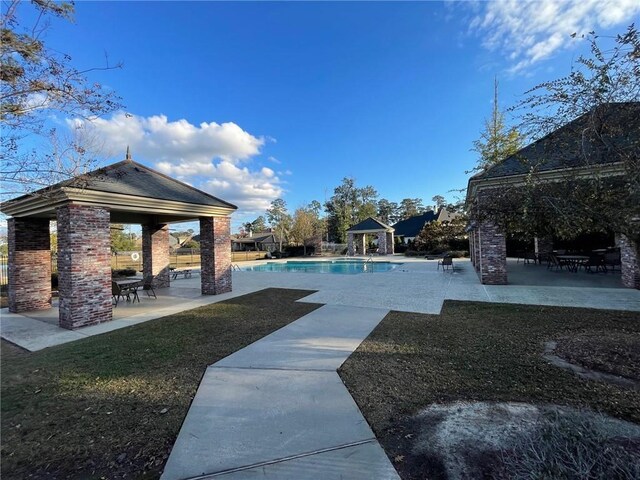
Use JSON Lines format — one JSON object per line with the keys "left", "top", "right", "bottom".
{"left": 346, "top": 217, "right": 394, "bottom": 256}
{"left": 0, "top": 152, "right": 237, "bottom": 329}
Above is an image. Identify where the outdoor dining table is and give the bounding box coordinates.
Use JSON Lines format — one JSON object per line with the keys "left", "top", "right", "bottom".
{"left": 556, "top": 255, "right": 589, "bottom": 272}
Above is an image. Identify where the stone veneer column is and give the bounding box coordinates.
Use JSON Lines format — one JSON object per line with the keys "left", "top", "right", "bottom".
{"left": 386, "top": 232, "right": 394, "bottom": 254}
{"left": 534, "top": 236, "right": 554, "bottom": 255}
{"left": 619, "top": 234, "right": 639, "bottom": 289}
{"left": 200, "top": 216, "right": 232, "bottom": 295}
{"left": 7, "top": 218, "right": 51, "bottom": 312}
{"left": 377, "top": 231, "right": 387, "bottom": 255}
{"left": 347, "top": 232, "right": 355, "bottom": 256}
{"left": 57, "top": 205, "right": 112, "bottom": 329}
{"left": 142, "top": 224, "right": 170, "bottom": 288}
{"left": 477, "top": 220, "right": 507, "bottom": 285}
{"left": 358, "top": 234, "right": 366, "bottom": 255}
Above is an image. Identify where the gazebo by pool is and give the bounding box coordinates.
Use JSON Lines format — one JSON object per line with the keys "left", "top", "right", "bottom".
{"left": 346, "top": 217, "right": 394, "bottom": 256}
{"left": 0, "top": 152, "right": 237, "bottom": 329}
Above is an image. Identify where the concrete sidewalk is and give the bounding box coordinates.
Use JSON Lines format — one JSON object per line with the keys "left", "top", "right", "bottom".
{"left": 161, "top": 304, "right": 399, "bottom": 480}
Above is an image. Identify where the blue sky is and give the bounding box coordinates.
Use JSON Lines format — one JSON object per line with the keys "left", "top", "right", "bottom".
{"left": 21, "top": 1, "right": 640, "bottom": 231}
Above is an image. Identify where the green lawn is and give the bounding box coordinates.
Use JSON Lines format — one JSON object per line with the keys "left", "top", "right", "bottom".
{"left": 1, "top": 288, "right": 319, "bottom": 480}
{"left": 338, "top": 301, "right": 640, "bottom": 479}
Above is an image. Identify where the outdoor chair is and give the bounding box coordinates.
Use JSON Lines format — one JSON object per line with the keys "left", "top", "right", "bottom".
{"left": 584, "top": 254, "right": 607, "bottom": 274}
{"left": 547, "top": 254, "right": 568, "bottom": 271}
{"left": 140, "top": 276, "right": 157, "bottom": 299}
{"left": 437, "top": 256, "right": 453, "bottom": 271}
{"left": 112, "top": 281, "right": 137, "bottom": 306}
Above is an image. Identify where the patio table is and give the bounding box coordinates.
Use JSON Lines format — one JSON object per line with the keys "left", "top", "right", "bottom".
{"left": 556, "top": 255, "right": 589, "bottom": 272}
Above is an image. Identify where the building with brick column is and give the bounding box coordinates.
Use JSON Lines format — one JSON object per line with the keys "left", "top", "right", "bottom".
{"left": 1, "top": 154, "right": 237, "bottom": 329}
{"left": 467, "top": 102, "right": 639, "bottom": 288}
{"left": 346, "top": 217, "right": 395, "bottom": 256}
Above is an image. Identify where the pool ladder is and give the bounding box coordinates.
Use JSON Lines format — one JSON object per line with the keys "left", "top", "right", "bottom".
{"left": 231, "top": 264, "right": 241, "bottom": 271}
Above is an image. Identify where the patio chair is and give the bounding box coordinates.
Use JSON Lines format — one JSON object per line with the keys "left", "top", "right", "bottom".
{"left": 584, "top": 254, "right": 607, "bottom": 274}
{"left": 547, "top": 254, "right": 568, "bottom": 271}
{"left": 437, "top": 256, "right": 453, "bottom": 271}
{"left": 140, "top": 276, "right": 157, "bottom": 299}
{"left": 112, "top": 281, "right": 131, "bottom": 307}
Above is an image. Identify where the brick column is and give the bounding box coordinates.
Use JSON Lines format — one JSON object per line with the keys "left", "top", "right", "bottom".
{"left": 377, "top": 231, "right": 387, "bottom": 255}
{"left": 142, "top": 224, "right": 170, "bottom": 288}
{"left": 386, "top": 232, "right": 394, "bottom": 254}
{"left": 347, "top": 232, "right": 355, "bottom": 256}
{"left": 473, "top": 228, "right": 481, "bottom": 271}
{"left": 57, "top": 205, "right": 111, "bottom": 329}
{"left": 469, "top": 230, "right": 476, "bottom": 266}
{"left": 620, "top": 235, "right": 639, "bottom": 289}
{"left": 477, "top": 220, "right": 507, "bottom": 285}
{"left": 7, "top": 218, "right": 51, "bottom": 312}
{"left": 200, "top": 216, "right": 232, "bottom": 295}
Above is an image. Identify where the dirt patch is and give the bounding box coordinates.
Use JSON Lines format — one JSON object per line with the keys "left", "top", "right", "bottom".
{"left": 405, "top": 402, "right": 640, "bottom": 480}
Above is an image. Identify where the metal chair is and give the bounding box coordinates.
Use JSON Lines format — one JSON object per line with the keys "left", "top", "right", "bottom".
{"left": 437, "top": 256, "right": 453, "bottom": 271}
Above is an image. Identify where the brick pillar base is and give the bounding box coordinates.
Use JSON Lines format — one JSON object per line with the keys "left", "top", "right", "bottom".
{"left": 200, "top": 216, "right": 232, "bottom": 295}
{"left": 347, "top": 233, "right": 355, "bottom": 256}
{"left": 142, "top": 224, "right": 170, "bottom": 288}
{"left": 620, "top": 235, "right": 639, "bottom": 289}
{"left": 57, "top": 205, "right": 112, "bottom": 329}
{"left": 478, "top": 220, "right": 507, "bottom": 285}
{"left": 377, "top": 231, "right": 387, "bottom": 255}
{"left": 8, "top": 218, "right": 51, "bottom": 312}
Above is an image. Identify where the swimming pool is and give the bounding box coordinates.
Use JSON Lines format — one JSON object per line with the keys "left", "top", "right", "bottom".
{"left": 241, "top": 259, "right": 402, "bottom": 274}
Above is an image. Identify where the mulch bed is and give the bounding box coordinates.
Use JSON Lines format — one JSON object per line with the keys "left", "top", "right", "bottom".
{"left": 1, "top": 288, "right": 319, "bottom": 480}
{"left": 338, "top": 300, "right": 640, "bottom": 480}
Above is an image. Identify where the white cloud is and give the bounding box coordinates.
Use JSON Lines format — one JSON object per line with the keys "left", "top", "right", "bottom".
{"left": 72, "top": 112, "right": 284, "bottom": 213}
{"left": 470, "top": 0, "right": 640, "bottom": 73}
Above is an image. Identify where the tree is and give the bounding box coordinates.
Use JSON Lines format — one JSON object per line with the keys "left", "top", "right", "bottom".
{"left": 110, "top": 225, "right": 136, "bottom": 253}
{"left": 242, "top": 216, "right": 267, "bottom": 236}
{"left": 414, "top": 215, "right": 468, "bottom": 253}
{"left": 266, "top": 198, "right": 292, "bottom": 252}
{"left": 377, "top": 199, "right": 400, "bottom": 225}
{"left": 1, "top": 0, "right": 122, "bottom": 197}
{"left": 324, "top": 177, "right": 379, "bottom": 243}
{"left": 478, "top": 25, "right": 640, "bottom": 244}
{"left": 398, "top": 198, "right": 426, "bottom": 220}
{"left": 431, "top": 195, "right": 446, "bottom": 211}
{"left": 471, "top": 78, "right": 523, "bottom": 172}
{"left": 290, "top": 205, "right": 323, "bottom": 255}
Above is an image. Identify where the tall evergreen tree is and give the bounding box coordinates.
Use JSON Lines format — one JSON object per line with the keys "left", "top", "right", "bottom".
{"left": 472, "top": 78, "right": 523, "bottom": 172}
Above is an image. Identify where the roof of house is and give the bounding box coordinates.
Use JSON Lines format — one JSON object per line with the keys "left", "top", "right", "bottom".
{"left": 347, "top": 217, "right": 394, "bottom": 233}
{"left": 472, "top": 102, "right": 640, "bottom": 181}
{"left": 436, "top": 207, "right": 462, "bottom": 223}
{"left": 392, "top": 211, "right": 437, "bottom": 237}
{"left": 231, "top": 233, "right": 278, "bottom": 244}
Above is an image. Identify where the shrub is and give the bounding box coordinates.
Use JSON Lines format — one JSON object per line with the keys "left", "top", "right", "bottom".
{"left": 112, "top": 268, "right": 137, "bottom": 278}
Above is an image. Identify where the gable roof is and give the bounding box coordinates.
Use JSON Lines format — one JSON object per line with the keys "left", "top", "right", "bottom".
{"left": 347, "top": 217, "right": 394, "bottom": 233}
{"left": 473, "top": 102, "right": 639, "bottom": 181}
{"left": 392, "top": 211, "right": 437, "bottom": 237}
{"left": 1, "top": 157, "right": 237, "bottom": 222}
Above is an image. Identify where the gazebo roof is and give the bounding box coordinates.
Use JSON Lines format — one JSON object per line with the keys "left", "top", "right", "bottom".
{"left": 0, "top": 157, "right": 237, "bottom": 223}
{"left": 347, "top": 217, "right": 394, "bottom": 233}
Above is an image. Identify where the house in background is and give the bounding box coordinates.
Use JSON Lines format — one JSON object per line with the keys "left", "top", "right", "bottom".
{"left": 392, "top": 211, "right": 437, "bottom": 244}
{"left": 231, "top": 231, "right": 279, "bottom": 252}
{"left": 392, "top": 208, "right": 462, "bottom": 244}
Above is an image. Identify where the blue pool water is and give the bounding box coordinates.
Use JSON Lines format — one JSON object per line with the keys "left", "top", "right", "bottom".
{"left": 241, "top": 259, "right": 401, "bottom": 274}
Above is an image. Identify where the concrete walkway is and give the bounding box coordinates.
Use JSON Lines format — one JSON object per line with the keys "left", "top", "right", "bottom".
{"left": 161, "top": 304, "right": 399, "bottom": 480}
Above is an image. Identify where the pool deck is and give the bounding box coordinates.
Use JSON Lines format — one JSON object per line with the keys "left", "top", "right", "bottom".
{"left": 2, "top": 256, "right": 638, "bottom": 352}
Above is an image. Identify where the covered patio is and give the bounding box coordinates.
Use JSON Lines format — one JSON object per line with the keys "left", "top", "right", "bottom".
{"left": 466, "top": 102, "right": 640, "bottom": 289}
{"left": 0, "top": 153, "right": 237, "bottom": 330}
